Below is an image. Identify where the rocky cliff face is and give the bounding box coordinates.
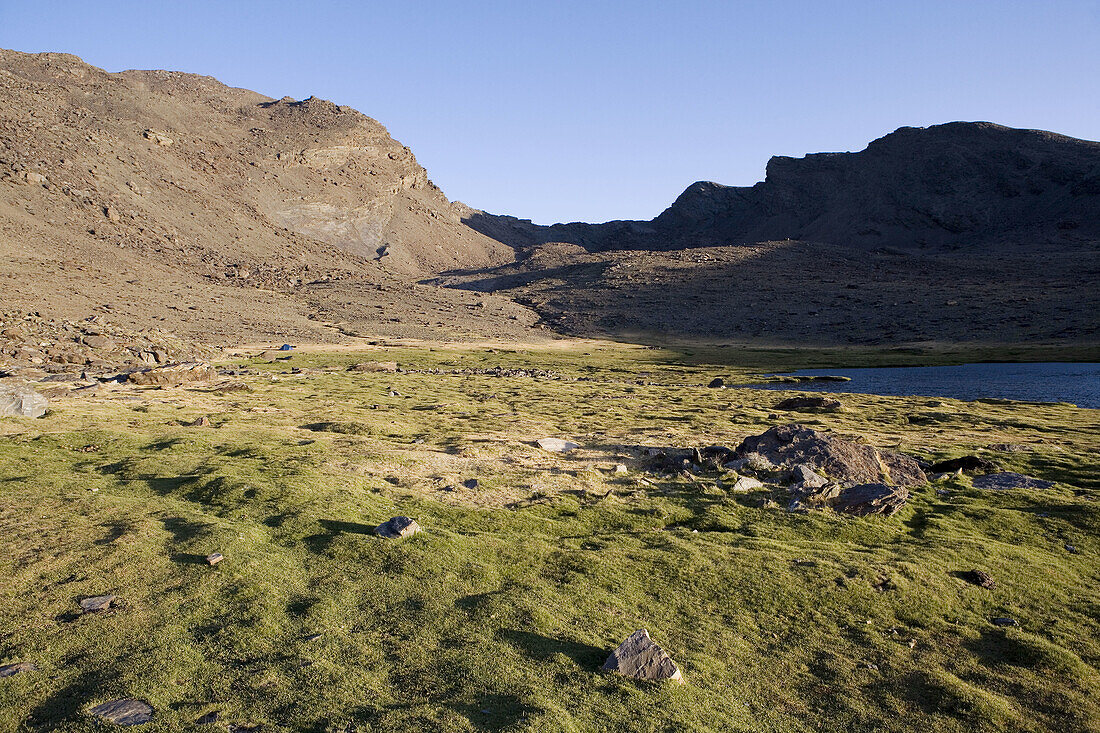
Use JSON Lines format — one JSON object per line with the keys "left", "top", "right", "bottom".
{"left": 466, "top": 122, "right": 1100, "bottom": 251}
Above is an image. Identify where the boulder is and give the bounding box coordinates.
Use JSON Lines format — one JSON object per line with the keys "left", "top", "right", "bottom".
{"left": 375, "top": 516, "right": 420, "bottom": 539}
{"left": 707, "top": 377, "right": 725, "bottom": 388}
{"left": 775, "top": 396, "right": 842, "bottom": 411}
{"left": 729, "top": 476, "right": 764, "bottom": 492}
{"left": 972, "top": 472, "right": 1054, "bottom": 490}
{"left": 734, "top": 424, "right": 926, "bottom": 487}
{"left": 0, "top": 385, "right": 48, "bottom": 418}
{"left": 536, "top": 438, "right": 580, "bottom": 452}
{"left": 128, "top": 362, "right": 217, "bottom": 387}
{"left": 828, "top": 483, "right": 910, "bottom": 516}
{"left": 89, "top": 698, "right": 154, "bottom": 726}
{"left": 602, "top": 629, "right": 684, "bottom": 683}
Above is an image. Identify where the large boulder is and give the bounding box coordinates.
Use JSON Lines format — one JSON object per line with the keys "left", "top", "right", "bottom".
{"left": 0, "top": 385, "right": 48, "bottom": 417}
{"left": 602, "top": 629, "right": 684, "bottom": 683}
{"left": 734, "top": 424, "right": 926, "bottom": 487}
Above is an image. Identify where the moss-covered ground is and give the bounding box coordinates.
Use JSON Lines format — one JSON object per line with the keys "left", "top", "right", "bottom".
{"left": 1, "top": 342, "right": 1097, "bottom": 731}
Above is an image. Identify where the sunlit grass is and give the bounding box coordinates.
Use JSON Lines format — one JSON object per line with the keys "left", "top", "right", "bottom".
{"left": 1, "top": 343, "right": 1097, "bottom": 731}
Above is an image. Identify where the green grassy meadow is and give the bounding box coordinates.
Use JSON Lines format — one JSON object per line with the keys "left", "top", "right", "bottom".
{"left": 1, "top": 342, "right": 1098, "bottom": 731}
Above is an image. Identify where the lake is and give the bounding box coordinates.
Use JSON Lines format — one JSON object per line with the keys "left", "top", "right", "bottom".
{"left": 748, "top": 362, "right": 1100, "bottom": 409}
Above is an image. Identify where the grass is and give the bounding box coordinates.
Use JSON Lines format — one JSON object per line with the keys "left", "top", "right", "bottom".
{"left": 0, "top": 342, "right": 1098, "bottom": 731}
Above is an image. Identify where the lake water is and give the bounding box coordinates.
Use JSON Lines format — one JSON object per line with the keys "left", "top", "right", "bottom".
{"left": 748, "top": 362, "right": 1100, "bottom": 409}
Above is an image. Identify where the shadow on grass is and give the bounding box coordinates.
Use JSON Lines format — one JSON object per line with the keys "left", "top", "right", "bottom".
{"left": 304, "top": 519, "right": 378, "bottom": 553}
{"left": 499, "top": 629, "right": 605, "bottom": 668}
{"left": 161, "top": 516, "right": 208, "bottom": 543}
{"left": 170, "top": 552, "right": 210, "bottom": 565}
{"left": 449, "top": 692, "right": 537, "bottom": 731}
{"left": 26, "top": 665, "right": 111, "bottom": 727}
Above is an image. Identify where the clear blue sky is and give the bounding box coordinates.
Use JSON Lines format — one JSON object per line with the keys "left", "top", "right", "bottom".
{"left": 2, "top": 1, "right": 1097, "bottom": 224}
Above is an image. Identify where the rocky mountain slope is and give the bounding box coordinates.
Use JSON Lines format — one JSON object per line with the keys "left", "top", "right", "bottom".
{"left": 0, "top": 48, "right": 534, "bottom": 364}
{"left": 464, "top": 122, "right": 1100, "bottom": 251}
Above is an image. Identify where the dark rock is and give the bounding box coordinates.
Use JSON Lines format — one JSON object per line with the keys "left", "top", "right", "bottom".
{"left": 734, "top": 424, "right": 926, "bottom": 487}
{"left": 775, "top": 396, "right": 842, "bottom": 411}
{"left": 930, "top": 456, "right": 997, "bottom": 474}
{"left": 992, "top": 617, "right": 1019, "bottom": 627}
{"left": 463, "top": 478, "right": 479, "bottom": 489}
{"left": 707, "top": 377, "right": 724, "bottom": 388}
{"left": 828, "top": 483, "right": 910, "bottom": 516}
{"left": 602, "top": 629, "right": 683, "bottom": 683}
{"left": 375, "top": 516, "right": 420, "bottom": 539}
{"left": 973, "top": 472, "right": 1055, "bottom": 490}
{"left": 89, "top": 698, "right": 154, "bottom": 725}
{"left": 205, "top": 553, "right": 223, "bottom": 566}
{"left": 961, "top": 569, "right": 996, "bottom": 588}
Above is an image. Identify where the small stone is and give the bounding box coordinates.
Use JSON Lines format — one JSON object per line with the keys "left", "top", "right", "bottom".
{"left": 89, "top": 698, "right": 154, "bottom": 725}
{"left": 707, "top": 377, "right": 725, "bottom": 388}
{"left": 463, "top": 478, "right": 479, "bottom": 490}
{"left": 1065, "top": 544, "right": 1079, "bottom": 554}
{"left": 729, "top": 476, "right": 764, "bottom": 492}
{"left": 0, "top": 662, "right": 37, "bottom": 678}
{"left": 205, "top": 553, "right": 224, "bottom": 566}
{"left": 790, "top": 463, "right": 828, "bottom": 488}
{"left": 143, "top": 129, "right": 173, "bottom": 146}
{"left": 79, "top": 595, "right": 116, "bottom": 613}
{"left": 613, "top": 464, "right": 628, "bottom": 474}
{"left": 602, "top": 629, "right": 683, "bottom": 683}
{"left": 375, "top": 516, "right": 421, "bottom": 539}
{"left": 536, "top": 437, "right": 580, "bottom": 452}
{"left": 195, "top": 711, "right": 219, "bottom": 725}
{"left": 992, "top": 617, "right": 1019, "bottom": 627}
{"left": 189, "top": 416, "right": 210, "bottom": 427}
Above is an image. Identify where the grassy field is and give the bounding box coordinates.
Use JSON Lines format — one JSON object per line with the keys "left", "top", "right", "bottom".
{"left": 1, "top": 342, "right": 1098, "bottom": 732}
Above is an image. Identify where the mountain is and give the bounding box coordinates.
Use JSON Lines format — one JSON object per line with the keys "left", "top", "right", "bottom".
{"left": 464, "top": 122, "right": 1100, "bottom": 251}
{"left": 0, "top": 48, "right": 532, "bottom": 352}
{"left": 1, "top": 47, "right": 1096, "bottom": 356}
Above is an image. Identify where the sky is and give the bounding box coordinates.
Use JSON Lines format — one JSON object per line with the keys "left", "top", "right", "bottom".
{"left": 1, "top": 1, "right": 1097, "bottom": 224}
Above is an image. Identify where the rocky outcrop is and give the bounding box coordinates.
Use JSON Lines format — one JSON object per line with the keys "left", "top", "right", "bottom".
{"left": 734, "top": 424, "right": 926, "bottom": 487}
